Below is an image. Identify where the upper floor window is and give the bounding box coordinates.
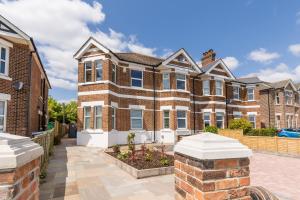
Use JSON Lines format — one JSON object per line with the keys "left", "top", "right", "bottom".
{"left": 176, "top": 74, "right": 186, "bottom": 90}
{"left": 83, "top": 106, "right": 91, "bottom": 130}
{"left": 233, "top": 86, "right": 240, "bottom": 100}
{"left": 94, "top": 106, "right": 102, "bottom": 129}
{"left": 285, "top": 91, "right": 293, "bottom": 105}
{"left": 130, "top": 109, "right": 143, "bottom": 129}
{"left": 203, "top": 112, "right": 211, "bottom": 127}
{"left": 233, "top": 112, "right": 242, "bottom": 119}
{"left": 275, "top": 92, "right": 280, "bottom": 104}
{"left": 112, "top": 64, "right": 116, "bottom": 83}
{"left": 203, "top": 80, "right": 210, "bottom": 96}
{"left": 247, "top": 88, "right": 255, "bottom": 101}
{"left": 163, "top": 73, "right": 170, "bottom": 90}
{"left": 95, "top": 60, "right": 102, "bottom": 81}
{"left": 177, "top": 110, "right": 186, "bottom": 129}
{"left": 163, "top": 110, "right": 170, "bottom": 129}
{"left": 0, "top": 101, "right": 6, "bottom": 132}
{"left": 0, "top": 47, "right": 8, "bottom": 75}
{"left": 215, "top": 80, "right": 223, "bottom": 96}
{"left": 84, "top": 61, "right": 92, "bottom": 82}
{"left": 131, "top": 70, "right": 143, "bottom": 87}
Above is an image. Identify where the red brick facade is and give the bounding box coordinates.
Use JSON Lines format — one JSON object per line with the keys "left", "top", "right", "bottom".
{"left": 0, "top": 16, "right": 50, "bottom": 137}
{"left": 75, "top": 38, "right": 271, "bottom": 147}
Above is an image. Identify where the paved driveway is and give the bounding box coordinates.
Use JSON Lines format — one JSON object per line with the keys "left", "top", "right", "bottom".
{"left": 40, "top": 138, "right": 300, "bottom": 200}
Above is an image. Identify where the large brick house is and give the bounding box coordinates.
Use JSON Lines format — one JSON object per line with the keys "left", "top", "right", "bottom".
{"left": 75, "top": 37, "right": 273, "bottom": 148}
{"left": 0, "top": 15, "right": 51, "bottom": 136}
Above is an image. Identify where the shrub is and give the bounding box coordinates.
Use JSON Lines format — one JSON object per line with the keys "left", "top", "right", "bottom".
{"left": 204, "top": 126, "right": 218, "bottom": 133}
{"left": 145, "top": 149, "right": 153, "bottom": 161}
{"left": 112, "top": 144, "right": 120, "bottom": 154}
{"left": 127, "top": 132, "right": 135, "bottom": 152}
{"left": 246, "top": 128, "right": 277, "bottom": 137}
{"left": 117, "top": 151, "right": 129, "bottom": 160}
{"left": 160, "top": 157, "right": 170, "bottom": 166}
{"left": 229, "top": 118, "right": 252, "bottom": 133}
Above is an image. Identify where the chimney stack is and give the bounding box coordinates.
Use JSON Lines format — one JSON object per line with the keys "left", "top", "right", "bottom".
{"left": 201, "top": 49, "right": 216, "bottom": 67}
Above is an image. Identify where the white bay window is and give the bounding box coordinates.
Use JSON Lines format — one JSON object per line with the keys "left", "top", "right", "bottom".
{"left": 215, "top": 80, "right": 223, "bottom": 96}
{"left": 203, "top": 80, "right": 210, "bottom": 96}
{"left": 0, "top": 101, "right": 6, "bottom": 132}
{"left": 94, "top": 106, "right": 102, "bottom": 129}
{"left": 131, "top": 109, "right": 143, "bottom": 129}
{"left": 177, "top": 110, "right": 186, "bottom": 129}
{"left": 83, "top": 106, "right": 91, "bottom": 130}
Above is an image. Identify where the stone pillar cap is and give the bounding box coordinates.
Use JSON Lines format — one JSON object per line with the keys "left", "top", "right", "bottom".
{"left": 0, "top": 133, "right": 44, "bottom": 170}
{"left": 174, "top": 132, "right": 252, "bottom": 160}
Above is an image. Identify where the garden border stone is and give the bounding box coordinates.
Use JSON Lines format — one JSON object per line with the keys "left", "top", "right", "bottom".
{"left": 104, "top": 152, "right": 174, "bottom": 179}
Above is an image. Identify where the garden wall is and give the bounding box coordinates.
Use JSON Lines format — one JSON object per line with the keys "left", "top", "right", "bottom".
{"left": 219, "top": 129, "right": 300, "bottom": 156}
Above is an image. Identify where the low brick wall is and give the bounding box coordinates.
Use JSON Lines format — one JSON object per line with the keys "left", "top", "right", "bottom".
{"left": 175, "top": 153, "right": 251, "bottom": 200}
{"left": 0, "top": 158, "right": 40, "bottom": 200}
{"left": 219, "top": 129, "right": 300, "bottom": 156}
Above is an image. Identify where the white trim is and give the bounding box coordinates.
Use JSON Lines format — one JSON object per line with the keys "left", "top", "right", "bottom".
{"left": 176, "top": 73, "right": 186, "bottom": 90}
{"left": 0, "top": 100, "right": 7, "bottom": 132}
{"left": 215, "top": 109, "right": 226, "bottom": 113}
{"left": 202, "top": 109, "right": 213, "bottom": 113}
{"left": 0, "top": 15, "right": 30, "bottom": 40}
{"left": 74, "top": 37, "right": 110, "bottom": 59}
{"left": 0, "top": 74, "right": 12, "bottom": 81}
{"left": 284, "top": 80, "right": 297, "bottom": 91}
{"left": 160, "top": 106, "right": 172, "bottom": 110}
{"left": 82, "top": 55, "right": 106, "bottom": 62}
{"left": 130, "top": 109, "right": 143, "bottom": 130}
{"left": 0, "top": 93, "right": 11, "bottom": 101}
{"left": 175, "top": 106, "right": 189, "bottom": 111}
{"left": 203, "top": 79, "right": 210, "bottom": 96}
{"left": 227, "top": 105, "right": 260, "bottom": 109}
{"left": 0, "top": 44, "right": 10, "bottom": 77}
{"left": 0, "top": 38, "right": 13, "bottom": 48}
{"left": 275, "top": 113, "right": 282, "bottom": 116}
{"left": 247, "top": 112, "right": 257, "bottom": 115}
{"left": 176, "top": 110, "right": 187, "bottom": 129}
{"left": 129, "top": 105, "right": 145, "bottom": 110}
{"left": 111, "top": 102, "right": 118, "bottom": 108}
{"left": 215, "top": 80, "right": 223, "bottom": 96}
{"left": 81, "top": 101, "right": 104, "bottom": 107}
{"left": 130, "top": 69, "right": 143, "bottom": 88}
{"left": 205, "top": 59, "right": 236, "bottom": 80}
{"left": 163, "top": 110, "right": 170, "bottom": 129}
{"left": 195, "top": 101, "right": 226, "bottom": 105}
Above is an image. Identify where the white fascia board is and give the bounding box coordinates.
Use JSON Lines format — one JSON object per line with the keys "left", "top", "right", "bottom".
{"left": 81, "top": 55, "right": 106, "bottom": 62}
{"left": 0, "top": 15, "right": 30, "bottom": 41}
{"left": 162, "top": 49, "right": 202, "bottom": 73}
{"left": 0, "top": 38, "right": 13, "bottom": 48}
{"left": 202, "top": 108, "right": 213, "bottom": 113}
{"left": 206, "top": 59, "right": 235, "bottom": 80}
{"left": 74, "top": 37, "right": 110, "bottom": 59}
{"left": 129, "top": 105, "right": 146, "bottom": 110}
{"left": 284, "top": 80, "right": 297, "bottom": 91}
{"left": 160, "top": 106, "right": 173, "bottom": 110}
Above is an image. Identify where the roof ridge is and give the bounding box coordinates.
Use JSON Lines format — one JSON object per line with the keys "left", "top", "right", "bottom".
{"left": 115, "top": 52, "right": 163, "bottom": 60}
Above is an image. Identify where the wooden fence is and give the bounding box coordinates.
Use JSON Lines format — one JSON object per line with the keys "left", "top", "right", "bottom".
{"left": 31, "top": 129, "right": 54, "bottom": 177}
{"left": 219, "top": 129, "right": 300, "bottom": 156}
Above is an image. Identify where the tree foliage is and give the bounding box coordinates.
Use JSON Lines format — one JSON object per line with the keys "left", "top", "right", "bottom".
{"left": 229, "top": 118, "right": 252, "bottom": 133}
{"left": 48, "top": 96, "right": 77, "bottom": 124}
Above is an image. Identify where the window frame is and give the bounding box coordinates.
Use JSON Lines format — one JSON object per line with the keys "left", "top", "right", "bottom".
{"left": 247, "top": 87, "right": 255, "bottom": 101}
{"left": 0, "top": 100, "right": 7, "bottom": 132}
{"left": 285, "top": 90, "right": 293, "bottom": 105}
{"left": 130, "top": 109, "right": 143, "bottom": 130}
{"left": 176, "top": 74, "right": 186, "bottom": 90}
{"left": 163, "top": 110, "right": 170, "bottom": 129}
{"left": 83, "top": 106, "right": 91, "bottom": 130}
{"left": 275, "top": 92, "right": 280, "bottom": 105}
{"left": 112, "top": 63, "right": 116, "bottom": 83}
{"left": 203, "top": 112, "right": 211, "bottom": 128}
{"left": 215, "top": 80, "right": 223, "bottom": 96}
{"left": 94, "top": 106, "right": 102, "bottom": 130}
{"left": 177, "top": 110, "right": 187, "bottom": 129}
{"left": 162, "top": 73, "right": 170, "bottom": 90}
{"left": 131, "top": 70, "right": 143, "bottom": 88}
{"left": 0, "top": 45, "right": 9, "bottom": 76}
{"left": 248, "top": 114, "right": 256, "bottom": 128}
{"left": 233, "top": 86, "right": 240, "bottom": 100}
{"left": 233, "top": 112, "right": 242, "bottom": 119}
{"left": 275, "top": 115, "right": 281, "bottom": 129}
{"left": 95, "top": 60, "right": 103, "bottom": 81}
{"left": 216, "top": 112, "right": 224, "bottom": 129}
{"left": 84, "top": 61, "right": 93, "bottom": 82}
{"left": 203, "top": 80, "right": 210, "bottom": 96}
{"left": 111, "top": 107, "right": 116, "bottom": 130}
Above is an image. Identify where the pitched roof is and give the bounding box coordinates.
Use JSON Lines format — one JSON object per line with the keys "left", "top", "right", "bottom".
{"left": 295, "top": 83, "right": 300, "bottom": 90}
{"left": 200, "top": 59, "right": 220, "bottom": 72}
{"left": 236, "top": 76, "right": 262, "bottom": 84}
{"left": 114, "top": 52, "right": 163, "bottom": 66}
{"left": 270, "top": 79, "right": 290, "bottom": 89}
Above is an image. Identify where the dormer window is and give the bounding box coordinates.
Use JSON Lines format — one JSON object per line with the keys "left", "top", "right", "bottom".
{"left": 285, "top": 91, "right": 293, "bottom": 105}
{"left": 0, "top": 46, "right": 8, "bottom": 75}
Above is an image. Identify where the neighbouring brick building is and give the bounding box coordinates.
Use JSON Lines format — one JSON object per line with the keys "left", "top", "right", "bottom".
{"left": 0, "top": 15, "right": 51, "bottom": 137}
{"left": 74, "top": 37, "right": 300, "bottom": 148}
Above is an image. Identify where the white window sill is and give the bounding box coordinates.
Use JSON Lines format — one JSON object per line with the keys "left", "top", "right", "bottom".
{"left": 161, "top": 128, "right": 172, "bottom": 132}
{"left": 247, "top": 100, "right": 256, "bottom": 102}
{"left": 82, "top": 129, "right": 104, "bottom": 134}
{"left": 0, "top": 74, "right": 12, "bottom": 81}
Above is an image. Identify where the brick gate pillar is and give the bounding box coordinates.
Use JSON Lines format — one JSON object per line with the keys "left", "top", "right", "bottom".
{"left": 0, "top": 133, "right": 43, "bottom": 200}
{"left": 174, "top": 132, "right": 252, "bottom": 200}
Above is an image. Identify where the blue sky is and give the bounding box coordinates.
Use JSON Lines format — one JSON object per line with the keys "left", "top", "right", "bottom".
{"left": 1, "top": 0, "right": 300, "bottom": 102}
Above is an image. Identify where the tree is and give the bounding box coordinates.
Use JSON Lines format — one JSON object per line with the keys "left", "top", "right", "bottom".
{"left": 48, "top": 96, "right": 77, "bottom": 124}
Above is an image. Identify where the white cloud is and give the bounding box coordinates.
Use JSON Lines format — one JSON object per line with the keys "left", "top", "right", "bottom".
{"left": 223, "top": 57, "right": 239, "bottom": 70}
{"left": 245, "top": 63, "right": 300, "bottom": 83}
{"left": 0, "top": 0, "right": 160, "bottom": 90}
{"left": 288, "top": 44, "right": 300, "bottom": 56}
{"left": 248, "top": 48, "right": 280, "bottom": 63}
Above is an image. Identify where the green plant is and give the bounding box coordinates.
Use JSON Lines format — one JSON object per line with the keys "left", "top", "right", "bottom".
{"left": 204, "top": 126, "right": 218, "bottom": 133}
{"left": 246, "top": 128, "right": 277, "bottom": 137}
{"left": 127, "top": 132, "right": 136, "bottom": 152}
{"left": 160, "top": 157, "right": 170, "bottom": 166}
{"left": 229, "top": 118, "right": 253, "bottom": 134}
{"left": 117, "top": 151, "right": 129, "bottom": 160}
{"left": 144, "top": 149, "right": 153, "bottom": 161}
{"left": 113, "top": 144, "right": 120, "bottom": 154}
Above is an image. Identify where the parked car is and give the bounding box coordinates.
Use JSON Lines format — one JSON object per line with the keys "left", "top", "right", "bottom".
{"left": 277, "top": 128, "right": 300, "bottom": 138}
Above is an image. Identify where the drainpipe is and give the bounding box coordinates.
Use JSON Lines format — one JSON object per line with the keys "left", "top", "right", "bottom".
{"left": 192, "top": 77, "right": 196, "bottom": 134}
{"left": 152, "top": 66, "right": 156, "bottom": 142}
{"left": 267, "top": 89, "right": 271, "bottom": 128}
{"left": 225, "top": 82, "right": 229, "bottom": 128}
{"left": 27, "top": 51, "right": 34, "bottom": 136}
